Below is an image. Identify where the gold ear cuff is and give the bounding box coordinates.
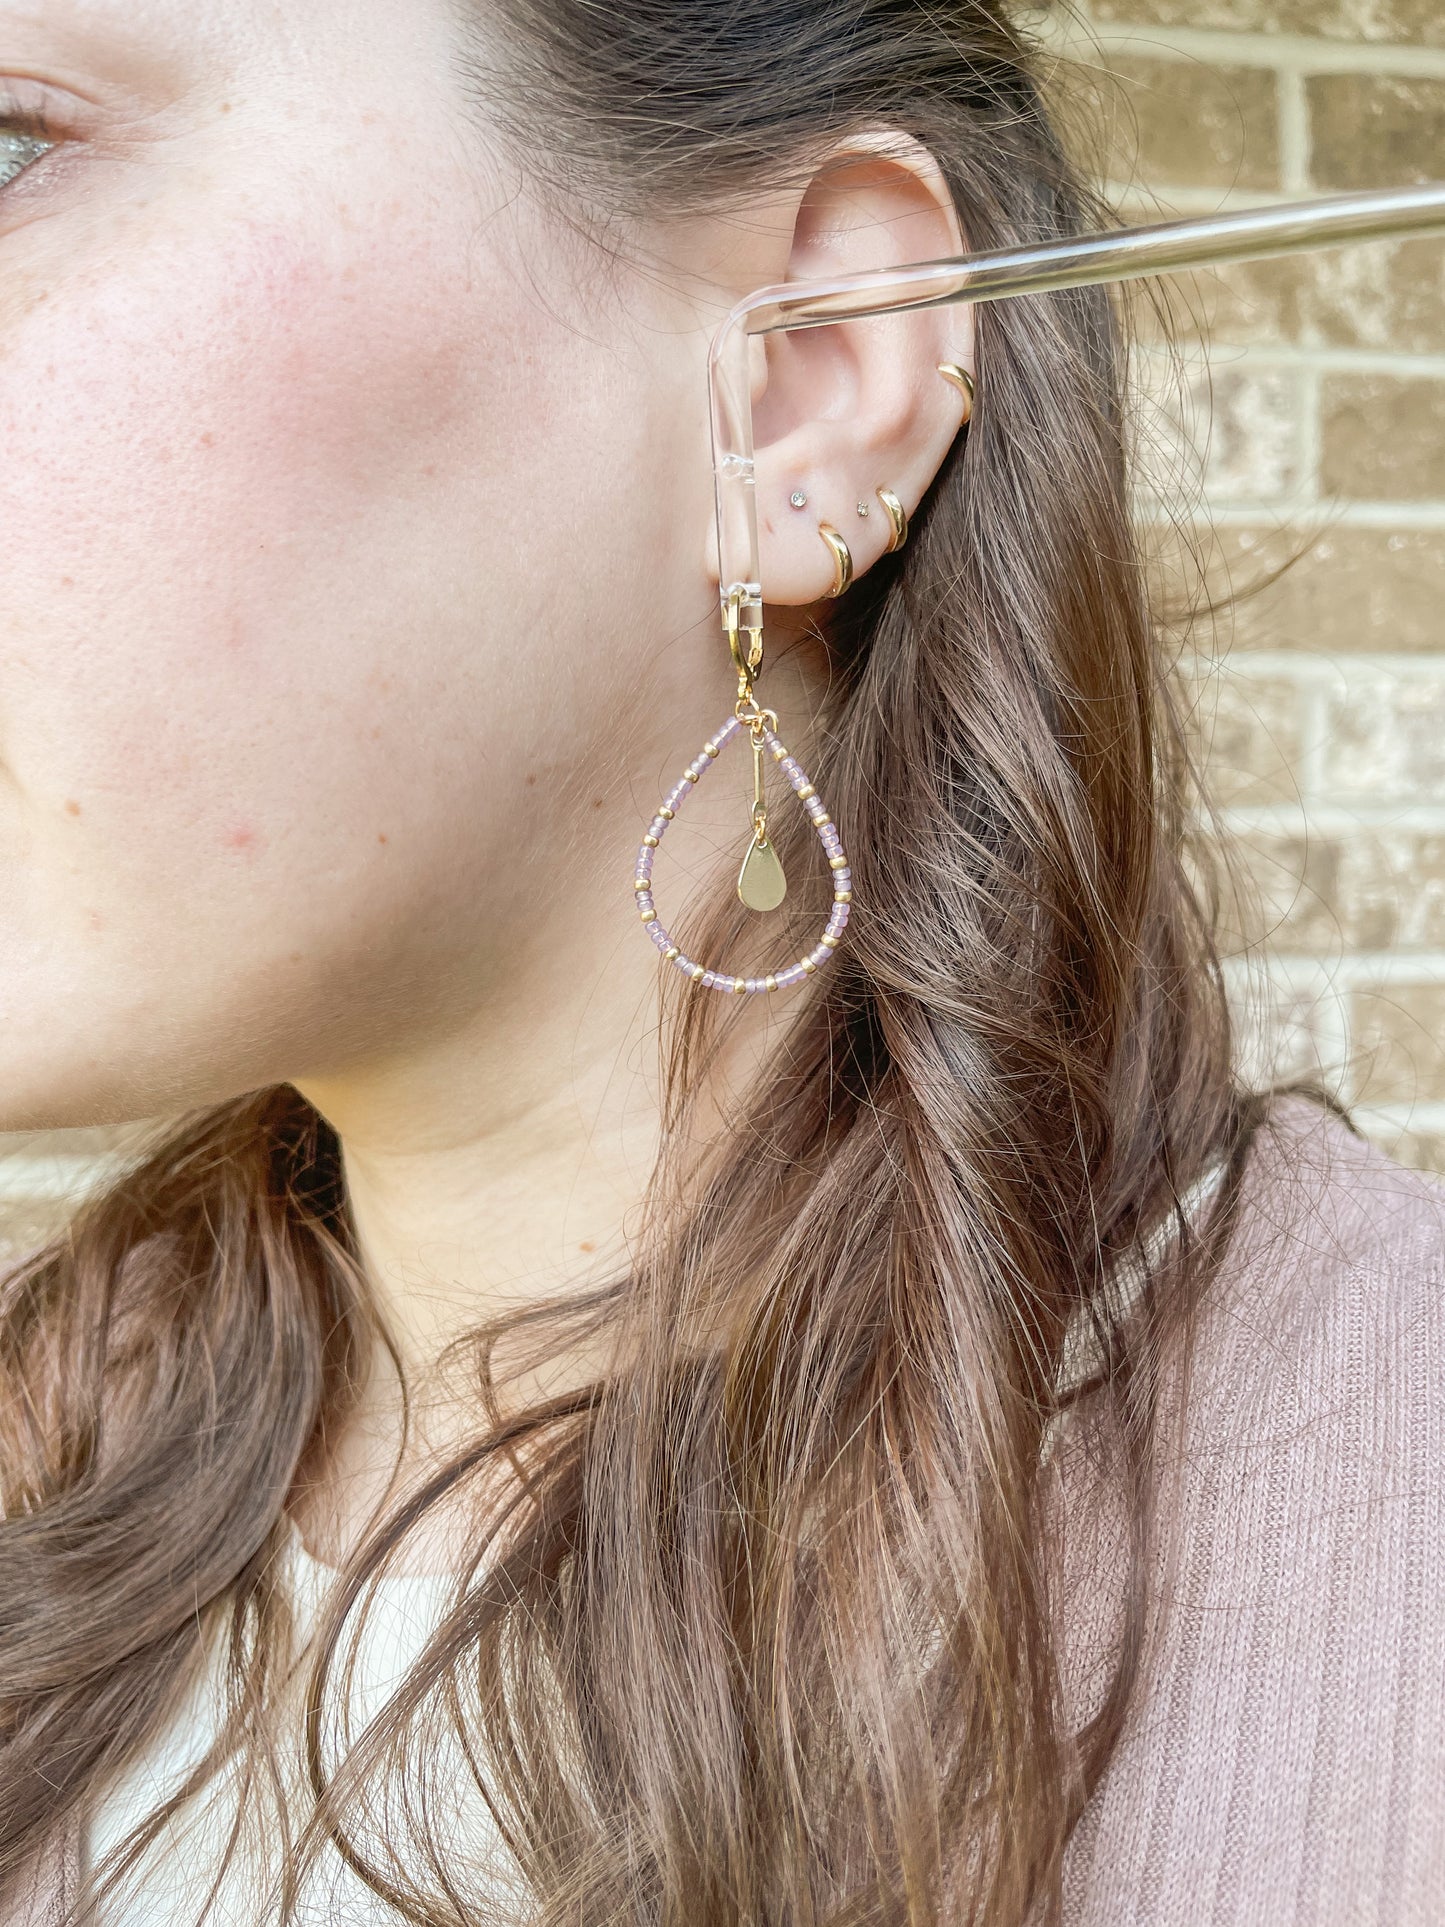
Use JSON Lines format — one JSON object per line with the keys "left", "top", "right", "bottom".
{"left": 817, "top": 522, "right": 854, "bottom": 598}
{"left": 874, "top": 487, "right": 908, "bottom": 553}
{"left": 938, "top": 361, "right": 975, "bottom": 422}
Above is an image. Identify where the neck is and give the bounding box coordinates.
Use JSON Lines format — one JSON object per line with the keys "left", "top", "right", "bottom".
{"left": 285, "top": 628, "right": 830, "bottom": 1565}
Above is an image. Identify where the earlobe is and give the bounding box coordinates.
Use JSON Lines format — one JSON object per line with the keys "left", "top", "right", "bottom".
{"left": 737, "top": 130, "right": 976, "bottom": 611}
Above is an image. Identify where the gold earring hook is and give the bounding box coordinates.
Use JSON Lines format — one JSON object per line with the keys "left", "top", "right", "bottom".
{"left": 723, "top": 584, "right": 764, "bottom": 696}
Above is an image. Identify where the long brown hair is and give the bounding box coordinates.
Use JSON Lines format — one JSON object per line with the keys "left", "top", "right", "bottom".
{"left": 1, "top": 3, "right": 1259, "bottom": 1922}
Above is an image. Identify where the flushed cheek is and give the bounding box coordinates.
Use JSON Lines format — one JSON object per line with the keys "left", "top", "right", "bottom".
{"left": 0, "top": 195, "right": 531, "bottom": 938}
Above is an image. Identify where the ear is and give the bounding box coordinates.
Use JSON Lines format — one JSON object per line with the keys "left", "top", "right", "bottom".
{"left": 698, "top": 130, "right": 976, "bottom": 607}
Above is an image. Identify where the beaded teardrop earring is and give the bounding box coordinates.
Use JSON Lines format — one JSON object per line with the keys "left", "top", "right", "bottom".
{"left": 633, "top": 584, "right": 851, "bottom": 992}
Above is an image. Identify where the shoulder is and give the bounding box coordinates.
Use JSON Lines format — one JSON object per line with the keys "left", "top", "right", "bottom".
{"left": 1060, "top": 1097, "right": 1445, "bottom": 1926}
{"left": 1183, "top": 1092, "right": 1445, "bottom": 1455}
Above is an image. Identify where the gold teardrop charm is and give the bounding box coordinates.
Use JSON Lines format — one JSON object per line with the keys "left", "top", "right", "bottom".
{"left": 737, "top": 832, "right": 787, "bottom": 912}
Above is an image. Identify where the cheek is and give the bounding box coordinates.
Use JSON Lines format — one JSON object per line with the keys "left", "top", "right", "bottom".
{"left": 0, "top": 197, "right": 538, "bottom": 948}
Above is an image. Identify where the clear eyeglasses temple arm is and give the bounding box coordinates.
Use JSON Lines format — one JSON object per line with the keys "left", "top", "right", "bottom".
{"left": 708, "top": 181, "right": 1445, "bottom": 612}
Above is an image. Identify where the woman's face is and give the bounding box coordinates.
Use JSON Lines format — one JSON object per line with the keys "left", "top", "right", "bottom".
{"left": 0, "top": 0, "right": 729, "bottom": 1127}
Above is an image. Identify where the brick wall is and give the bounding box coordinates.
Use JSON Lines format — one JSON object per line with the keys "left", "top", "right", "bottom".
{"left": 1035, "top": 0, "right": 1445, "bottom": 1172}
{"left": 3, "top": 3, "right": 1445, "bottom": 1241}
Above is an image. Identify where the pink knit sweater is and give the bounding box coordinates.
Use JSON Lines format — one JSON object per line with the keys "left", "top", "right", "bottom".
{"left": 9, "top": 1096, "right": 1445, "bottom": 1923}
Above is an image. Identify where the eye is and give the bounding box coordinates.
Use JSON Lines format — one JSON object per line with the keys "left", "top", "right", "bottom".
{"left": 0, "top": 130, "right": 52, "bottom": 188}
{"left": 0, "top": 118, "right": 55, "bottom": 191}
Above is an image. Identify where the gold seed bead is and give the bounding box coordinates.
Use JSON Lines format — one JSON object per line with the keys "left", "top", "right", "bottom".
{"left": 834, "top": 890, "right": 852, "bottom": 904}
{"left": 770, "top": 743, "right": 787, "bottom": 761}
{"left": 829, "top": 855, "right": 847, "bottom": 870}
{"left": 733, "top": 978, "right": 747, "bottom": 993}
{"left": 643, "top": 833, "right": 659, "bottom": 847}
{"left": 814, "top": 815, "right": 832, "bottom": 830}
{"left": 659, "top": 805, "right": 675, "bottom": 820}
{"left": 820, "top": 934, "right": 839, "bottom": 948}
{"left": 640, "top": 908, "right": 657, "bottom": 923}
{"left": 797, "top": 784, "right": 816, "bottom": 801}
{"left": 665, "top": 945, "right": 680, "bottom": 962}
{"left": 633, "top": 878, "right": 650, "bottom": 892}
{"left": 765, "top": 974, "right": 778, "bottom": 992}
{"left": 801, "top": 957, "right": 817, "bottom": 974}
{"left": 691, "top": 964, "right": 705, "bottom": 981}
{"left": 684, "top": 769, "right": 699, "bottom": 782}
{"left": 704, "top": 743, "right": 720, "bottom": 757}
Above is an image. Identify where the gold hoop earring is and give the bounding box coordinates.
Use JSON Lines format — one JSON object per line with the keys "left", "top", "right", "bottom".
{"left": 874, "top": 487, "right": 909, "bottom": 554}
{"left": 818, "top": 522, "right": 854, "bottom": 598}
{"left": 937, "top": 362, "right": 975, "bottom": 423}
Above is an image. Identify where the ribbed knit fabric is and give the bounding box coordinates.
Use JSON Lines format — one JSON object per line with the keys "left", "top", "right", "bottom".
{"left": 7, "top": 1095, "right": 1445, "bottom": 1922}
{"left": 1055, "top": 1096, "right": 1445, "bottom": 1923}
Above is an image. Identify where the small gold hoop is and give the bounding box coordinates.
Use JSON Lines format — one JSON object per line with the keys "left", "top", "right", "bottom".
{"left": 938, "top": 362, "right": 975, "bottom": 422}
{"left": 875, "top": 487, "right": 909, "bottom": 554}
{"left": 817, "top": 523, "right": 853, "bottom": 598}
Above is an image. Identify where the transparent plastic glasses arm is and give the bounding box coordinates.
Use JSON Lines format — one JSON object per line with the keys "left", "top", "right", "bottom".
{"left": 708, "top": 182, "right": 1445, "bottom": 622}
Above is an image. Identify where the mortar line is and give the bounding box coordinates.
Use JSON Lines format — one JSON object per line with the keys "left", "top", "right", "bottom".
{"left": 1049, "top": 16, "right": 1445, "bottom": 80}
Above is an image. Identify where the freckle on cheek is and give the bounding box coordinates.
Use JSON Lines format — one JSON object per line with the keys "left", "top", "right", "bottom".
{"left": 222, "top": 824, "right": 263, "bottom": 855}
{"left": 63, "top": 799, "right": 81, "bottom": 818}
